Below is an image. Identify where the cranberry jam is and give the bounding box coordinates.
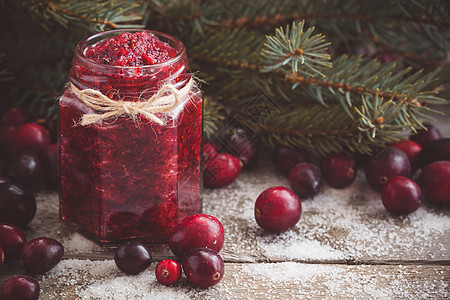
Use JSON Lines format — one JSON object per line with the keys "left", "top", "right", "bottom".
{"left": 58, "top": 30, "right": 202, "bottom": 245}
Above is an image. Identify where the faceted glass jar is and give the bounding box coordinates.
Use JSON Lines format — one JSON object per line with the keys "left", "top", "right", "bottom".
{"left": 58, "top": 30, "right": 203, "bottom": 245}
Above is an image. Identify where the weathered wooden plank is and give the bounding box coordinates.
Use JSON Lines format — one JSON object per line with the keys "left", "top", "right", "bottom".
{"left": 0, "top": 261, "right": 445, "bottom": 299}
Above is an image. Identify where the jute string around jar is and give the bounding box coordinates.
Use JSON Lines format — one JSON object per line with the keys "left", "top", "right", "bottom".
{"left": 70, "top": 77, "right": 194, "bottom": 126}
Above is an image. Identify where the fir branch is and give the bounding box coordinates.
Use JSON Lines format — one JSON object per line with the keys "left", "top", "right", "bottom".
{"left": 261, "top": 21, "right": 332, "bottom": 77}
{"left": 6, "top": 0, "right": 148, "bottom": 32}
{"left": 203, "top": 96, "right": 226, "bottom": 140}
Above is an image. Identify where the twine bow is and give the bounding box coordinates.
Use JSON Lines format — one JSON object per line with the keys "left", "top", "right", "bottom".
{"left": 70, "top": 77, "right": 194, "bottom": 126}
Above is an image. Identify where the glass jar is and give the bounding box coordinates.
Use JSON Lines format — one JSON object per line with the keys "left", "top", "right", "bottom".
{"left": 58, "top": 30, "right": 203, "bottom": 245}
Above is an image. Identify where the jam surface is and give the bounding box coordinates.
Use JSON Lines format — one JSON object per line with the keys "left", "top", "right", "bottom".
{"left": 59, "top": 31, "right": 202, "bottom": 244}
{"left": 84, "top": 31, "right": 178, "bottom": 66}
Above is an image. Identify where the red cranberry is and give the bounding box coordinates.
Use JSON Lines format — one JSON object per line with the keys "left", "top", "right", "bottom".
{"left": 410, "top": 123, "right": 441, "bottom": 146}
{"left": 114, "top": 240, "right": 152, "bottom": 275}
{"left": 364, "top": 147, "right": 411, "bottom": 190}
{"left": 320, "top": 153, "right": 357, "bottom": 188}
{"left": 254, "top": 187, "right": 302, "bottom": 233}
{"left": 381, "top": 176, "right": 422, "bottom": 214}
{"left": 202, "top": 141, "right": 219, "bottom": 163}
{"left": 0, "top": 183, "right": 36, "bottom": 228}
{"left": 419, "top": 138, "right": 450, "bottom": 169}
{"left": 203, "top": 153, "right": 242, "bottom": 188}
{"left": 274, "top": 146, "right": 311, "bottom": 175}
{"left": 20, "top": 237, "right": 64, "bottom": 274}
{"left": 7, "top": 152, "right": 44, "bottom": 192}
{"left": 0, "top": 223, "right": 26, "bottom": 261}
{"left": 155, "top": 259, "right": 182, "bottom": 285}
{"left": 225, "top": 130, "right": 259, "bottom": 167}
{"left": 0, "top": 246, "right": 4, "bottom": 268}
{"left": 391, "top": 140, "right": 422, "bottom": 171}
{"left": 1, "top": 108, "right": 30, "bottom": 126}
{"left": 419, "top": 161, "right": 450, "bottom": 204}
{"left": 169, "top": 213, "right": 224, "bottom": 258}
{"left": 11, "top": 123, "right": 51, "bottom": 155}
{"left": 0, "top": 275, "right": 39, "bottom": 300}
{"left": 42, "top": 143, "right": 59, "bottom": 189}
{"left": 289, "top": 163, "right": 323, "bottom": 198}
{"left": 182, "top": 248, "right": 224, "bottom": 288}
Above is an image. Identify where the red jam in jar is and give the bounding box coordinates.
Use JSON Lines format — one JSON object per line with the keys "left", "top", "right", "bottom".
{"left": 58, "top": 30, "right": 202, "bottom": 245}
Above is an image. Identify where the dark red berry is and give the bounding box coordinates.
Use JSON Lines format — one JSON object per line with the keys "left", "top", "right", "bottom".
{"left": 419, "top": 161, "right": 450, "bottom": 204}
{"left": 0, "top": 246, "right": 4, "bottom": 268}
{"left": 11, "top": 123, "right": 51, "bottom": 155}
{"left": 381, "top": 176, "right": 422, "bottom": 214}
{"left": 0, "top": 183, "right": 36, "bottom": 227}
{"left": 36, "top": 117, "right": 57, "bottom": 143}
{"left": 0, "top": 223, "right": 26, "bottom": 261}
{"left": 419, "top": 138, "right": 450, "bottom": 169}
{"left": 20, "top": 237, "right": 64, "bottom": 274}
{"left": 7, "top": 152, "right": 44, "bottom": 192}
{"left": 155, "top": 259, "right": 182, "bottom": 285}
{"left": 410, "top": 123, "right": 441, "bottom": 146}
{"left": 289, "top": 163, "right": 323, "bottom": 198}
{"left": 114, "top": 240, "right": 152, "bottom": 275}
{"left": 391, "top": 140, "right": 422, "bottom": 171}
{"left": 364, "top": 147, "right": 411, "bottom": 191}
{"left": 203, "top": 153, "right": 242, "bottom": 188}
{"left": 225, "top": 130, "right": 259, "bottom": 167}
{"left": 320, "top": 153, "right": 357, "bottom": 188}
{"left": 169, "top": 213, "right": 224, "bottom": 258}
{"left": 254, "top": 187, "right": 302, "bottom": 233}
{"left": 0, "top": 275, "right": 39, "bottom": 300}
{"left": 1, "top": 108, "right": 30, "bottom": 126}
{"left": 42, "top": 143, "right": 59, "bottom": 189}
{"left": 202, "top": 141, "right": 218, "bottom": 163}
{"left": 182, "top": 248, "right": 224, "bottom": 288}
{"left": 274, "top": 146, "right": 310, "bottom": 175}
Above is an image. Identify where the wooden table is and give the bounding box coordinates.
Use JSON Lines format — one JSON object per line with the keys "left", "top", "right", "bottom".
{"left": 1, "top": 105, "right": 449, "bottom": 299}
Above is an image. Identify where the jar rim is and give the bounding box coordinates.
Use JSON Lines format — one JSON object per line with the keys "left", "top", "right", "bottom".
{"left": 74, "top": 29, "right": 186, "bottom": 70}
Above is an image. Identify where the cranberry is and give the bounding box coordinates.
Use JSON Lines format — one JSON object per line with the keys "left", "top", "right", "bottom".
{"left": 381, "top": 176, "right": 422, "bottom": 214}
{"left": 410, "top": 123, "right": 441, "bottom": 146}
{"left": 0, "top": 183, "right": 36, "bottom": 227}
{"left": 202, "top": 141, "right": 219, "bottom": 163}
{"left": 42, "top": 143, "right": 59, "bottom": 189}
{"left": 0, "top": 246, "right": 4, "bottom": 268}
{"left": 274, "top": 146, "right": 311, "bottom": 175}
{"left": 182, "top": 248, "right": 224, "bottom": 288}
{"left": 1, "top": 108, "right": 30, "bottom": 126}
{"left": 0, "top": 223, "right": 26, "bottom": 261}
{"left": 7, "top": 152, "right": 44, "bottom": 192}
{"left": 289, "top": 163, "right": 323, "bottom": 198}
{"left": 225, "top": 130, "right": 259, "bottom": 167}
{"left": 419, "top": 138, "right": 450, "bottom": 169}
{"left": 20, "top": 237, "right": 64, "bottom": 274}
{"left": 320, "top": 153, "right": 357, "bottom": 188}
{"left": 419, "top": 161, "right": 450, "bottom": 204}
{"left": 203, "top": 153, "right": 242, "bottom": 188}
{"left": 364, "top": 147, "right": 411, "bottom": 190}
{"left": 114, "top": 240, "right": 152, "bottom": 275}
{"left": 169, "top": 213, "right": 224, "bottom": 258}
{"left": 391, "top": 140, "right": 422, "bottom": 171}
{"left": 0, "top": 275, "right": 39, "bottom": 300}
{"left": 254, "top": 187, "right": 302, "bottom": 233}
{"left": 155, "top": 259, "right": 182, "bottom": 285}
{"left": 11, "top": 123, "right": 51, "bottom": 155}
